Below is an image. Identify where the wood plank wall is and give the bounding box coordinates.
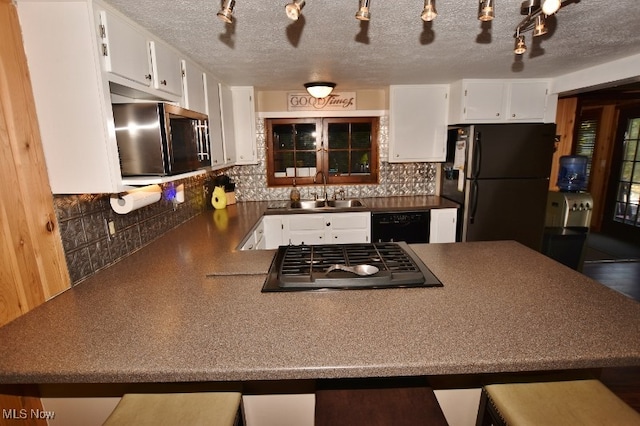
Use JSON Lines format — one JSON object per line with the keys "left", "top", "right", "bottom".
{"left": 0, "top": 0, "right": 70, "bottom": 326}
{"left": 550, "top": 97, "right": 578, "bottom": 192}
{"left": 1, "top": 1, "right": 71, "bottom": 423}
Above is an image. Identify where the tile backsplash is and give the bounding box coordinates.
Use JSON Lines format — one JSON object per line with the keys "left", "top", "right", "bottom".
{"left": 53, "top": 175, "right": 209, "bottom": 285}
{"left": 226, "top": 116, "right": 439, "bottom": 201}
{"left": 54, "top": 116, "right": 439, "bottom": 286}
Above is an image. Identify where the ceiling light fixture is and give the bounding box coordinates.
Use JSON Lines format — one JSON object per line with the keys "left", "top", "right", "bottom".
{"left": 541, "top": 0, "right": 561, "bottom": 15}
{"left": 355, "top": 0, "right": 371, "bottom": 21}
{"left": 514, "top": 32, "right": 527, "bottom": 55}
{"left": 217, "top": 0, "right": 236, "bottom": 24}
{"left": 513, "top": 0, "right": 573, "bottom": 56}
{"left": 304, "top": 82, "right": 336, "bottom": 99}
{"left": 285, "top": 0, "right": 306, "bottom": 21}
{"left": 421, "top": 0, "right": 438, "bottom": 22}
{"left": 533, "top": 14, "right": 548, "bottom": 36}
{"left": 478, "top": 0, "right": 495, "bottom": 21}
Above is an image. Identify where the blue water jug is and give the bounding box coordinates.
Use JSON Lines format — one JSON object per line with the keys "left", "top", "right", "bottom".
{"left": 557, "top": 155, "right": 588, "bottom": 192}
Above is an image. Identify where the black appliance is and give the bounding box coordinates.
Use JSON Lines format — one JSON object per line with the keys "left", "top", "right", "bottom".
{"left": 112, "top": 102, "right": 210, "bottom": 176}
{"left": 371, "top": 211, "right": 430, "bottom": 243}
{"left": 440, "top": 123, "right": 556, "bottom": 251}
{"left": 262, "top": 242, "right": 442, "bottom": 292}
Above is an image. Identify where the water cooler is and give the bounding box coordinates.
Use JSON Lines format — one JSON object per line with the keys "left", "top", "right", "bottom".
{"left": 542, "top": 156, "right": 593, "bottom": 270}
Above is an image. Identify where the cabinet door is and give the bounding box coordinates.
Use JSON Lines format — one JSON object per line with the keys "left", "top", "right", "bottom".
{"left": 288, "top": 231, "right": 326, "bottom": 245}
{"left": 507, "top": 81, "right": 548, "bottom": 121}
{"left": 330, "top": 230, "right": 369, "bottom": 244}
{"left": 389, "top": 85, "right": 448, "bottom": 162}
{"left": 219, "top": 83, "right": 237, "bottom": 164}
{"left": 232, "top": 86, "right": 257, "bottom": 165}
{"left": 464, "top": 81, "right": 505, "bottom": 121}
{"left": 149, "top": 40, "right": 182, "bottom": 96}
{"left": 181, "top": 59, "right": 207, "bottom": 114}
{"left": 262, "top": 216, "right": 283, "bottom": 249}
{"left": 286, "top": 214, "right": 327, "bottom": 245}
{"left": 99, "top": 10, "right": 151, "bottom": 87}
{"left": 205, "top": 76, "right": 225, "bottom": 168}
{"left": 430, "top": 208, "right": 457, "bottom": 243}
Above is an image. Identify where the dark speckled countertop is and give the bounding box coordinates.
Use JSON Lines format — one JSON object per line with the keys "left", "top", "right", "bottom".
{"left": 0, "top": 197, "right": 639, "bottom": 384}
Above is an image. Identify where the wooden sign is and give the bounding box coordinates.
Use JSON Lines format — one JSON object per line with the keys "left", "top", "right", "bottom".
{"left": 287, "top": 92, "right": 356, "bottom": 111}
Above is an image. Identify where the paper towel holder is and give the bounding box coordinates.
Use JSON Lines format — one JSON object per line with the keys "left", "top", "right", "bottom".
{"left": 110, "top": 184, "right": 162, "bottom": 214}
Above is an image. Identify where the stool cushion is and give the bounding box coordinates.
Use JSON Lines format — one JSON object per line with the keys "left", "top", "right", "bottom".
{"left": 103, "top": 392, "right": 241, "bottom": 426}
{"left": 485, "top": 379, "right": 640, "bottom": 426}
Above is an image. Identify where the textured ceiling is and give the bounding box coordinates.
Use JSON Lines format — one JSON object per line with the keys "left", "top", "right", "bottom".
{"left": 101, "top": 0, "right": 640, "bottom": 93}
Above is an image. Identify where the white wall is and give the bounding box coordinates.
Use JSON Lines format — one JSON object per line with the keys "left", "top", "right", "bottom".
{"left": 551, "top": 53, "right": 640, "bottom": 96}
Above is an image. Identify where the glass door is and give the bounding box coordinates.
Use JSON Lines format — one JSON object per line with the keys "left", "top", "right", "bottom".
{"left": 603, "top": 107, "right": 640, "bottom": 243}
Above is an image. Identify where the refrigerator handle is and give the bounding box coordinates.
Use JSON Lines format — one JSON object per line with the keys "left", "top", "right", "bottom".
{"left": 469, "top": 180, "right": 479, "bottom": 224}
{"left": 472, "top": 131, "right": 481, "bottom": 179}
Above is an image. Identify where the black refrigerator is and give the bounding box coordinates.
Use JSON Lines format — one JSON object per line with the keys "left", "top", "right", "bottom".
{"left": 440, "top": 123, "right": 556, "bottom": 251}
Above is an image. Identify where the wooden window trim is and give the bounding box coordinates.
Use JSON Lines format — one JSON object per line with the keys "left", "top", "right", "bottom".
{"left": 266, "top": 117, "right": 379, "bottom": 187}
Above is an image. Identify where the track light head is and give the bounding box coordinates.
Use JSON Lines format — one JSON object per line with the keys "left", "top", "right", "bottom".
{"left": 478, "top": 0, "right": 495, "bottom": 21}
{"left": 421, "top": 0, "right": 438, "bottom": 22}
{"left": 217, "top": 0, "right": 236, "bottom": 23}
{"left": 514, "top": 34, "right": 527, "bottom": 54}
{"left": 355, "top": 0, "right": 371, "bottom": 21}
{"left": 285, "top": 0, "right": 306, "bottom": 21}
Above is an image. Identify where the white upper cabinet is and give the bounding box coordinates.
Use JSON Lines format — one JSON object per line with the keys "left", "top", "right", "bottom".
{"left": 389, "top": 85, "right": 449, "bottom": 163}
{"left": 231, "top": 86, "right": 258, "bottom": 165}
{"left": 17, "top": 0, "right": 219, "bottom": 194}
{"left": 205, "top": 75, "right": 226, "bottom": 169}
{"left": 182, "top": 59, "right": 207, "bottom": 114}
{"left": 449, "top": 79, "right": 553, "bottom": 124}
{"left": 149, "top": 40, "right": 182, "bottom": 97}
{"left": 507, "top": 81, "right": 549, "bottom": 121}
{"left": 219, "top": 83, "right": 237, "bottom": 165}
{"left": 98, "top": 10, "right": 152, "bottom": 87}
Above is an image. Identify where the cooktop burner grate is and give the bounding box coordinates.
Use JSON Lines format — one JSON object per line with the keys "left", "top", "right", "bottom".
{"left": 262, "top": 242, "right": 442, "bottom": 292}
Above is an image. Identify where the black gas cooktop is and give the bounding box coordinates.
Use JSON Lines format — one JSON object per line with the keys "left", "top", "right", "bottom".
{"left": 261, "top": 242, "right": 442, "bottom": 292}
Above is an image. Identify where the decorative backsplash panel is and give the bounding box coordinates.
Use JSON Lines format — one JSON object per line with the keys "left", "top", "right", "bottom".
{"left": 226, "top": 116, "right": 438, "bottom": 201}
{"left": 54, "top": 116, "right": 439, "bottom": 286}
{"left": 53, "top": 175, "right": 209, "bottom": 285}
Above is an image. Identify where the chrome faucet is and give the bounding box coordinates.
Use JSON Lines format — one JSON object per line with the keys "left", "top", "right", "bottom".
{"left": 314, "top": 170, "right": 328, "bottom": 201}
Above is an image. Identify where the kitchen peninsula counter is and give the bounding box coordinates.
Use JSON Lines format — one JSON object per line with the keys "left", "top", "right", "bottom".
{"left": 0, "top": 199, "right": 639, "bottom": 384}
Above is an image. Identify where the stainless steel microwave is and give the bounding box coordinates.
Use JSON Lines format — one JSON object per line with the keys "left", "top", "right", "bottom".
{"left": 112, "top": 103, "right": 210, "bottom": 176}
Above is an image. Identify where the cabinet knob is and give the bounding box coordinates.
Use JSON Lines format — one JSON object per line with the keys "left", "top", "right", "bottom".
{"left": 145, "top": 74, "right": 152, "bottom": 81}
{"left": 512, "top": 113, "right": 516, "bottom": 118}
{"left": 160, "top": 79, "right": 167, "bottom": 86}
{"left": 496, "top": 113, "right": 500, "bottom": 117}
{"left": 326, "top": 222, "right": 331, "bottom": 227}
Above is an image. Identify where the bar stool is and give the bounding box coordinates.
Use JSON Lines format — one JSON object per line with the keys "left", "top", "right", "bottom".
{"left": 103, "top": 392, "right": 242, "bottom": 426}
{"left": 477, "top": 379, "right": 640, "bottom": 426}
{"left": 314, "top": 378, "right": 448, "bottom": 426}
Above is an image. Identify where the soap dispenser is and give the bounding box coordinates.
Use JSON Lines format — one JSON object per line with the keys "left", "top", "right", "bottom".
{"left": 290, "top": 180, "right": 300, "bottom": 202}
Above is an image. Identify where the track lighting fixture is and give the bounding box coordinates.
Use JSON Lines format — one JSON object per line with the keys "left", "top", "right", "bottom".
{"left": 421, "top": 0, "right": 437, "bottom": 22}
{"left": 217, "top": 0, "right": 236, "bottom": 24}
{"left": 533, "top": 14, "right": 548, "bottom": 37}
{"left": 355, "top": 0, "right": 371, "bottom": 21}
{"left": 304, "top": 82, "right": 336, "bottom": 99}
{"left": 478, "top": 0, "right": 495, "bottom": 22}
{"left": 285, "top": 0, "right": 306, "bottom": 21}
{"left": 514, "top": 32, "right": 527, "bottom": 55}
{"left": 541, "top": 0, "right": 561, "bottom": 15}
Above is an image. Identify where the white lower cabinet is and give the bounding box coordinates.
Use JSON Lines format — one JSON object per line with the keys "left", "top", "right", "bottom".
{"left": 285, "top": 213, "right": 371, "bottom": 246}
{"left": 241, "top": 213, "right": 371, "bottom": 250}
{"left": 429, "top": 208, "right": 457, "bottom": 243}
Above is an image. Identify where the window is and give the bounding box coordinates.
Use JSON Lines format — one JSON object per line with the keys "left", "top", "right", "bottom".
{"left": 613, "top": 116, "right": 640, "bottom": 227}
{"left": 575, "top": 111, "right": 599, "bottom": 187}
{"left": 266, "top": 117, "right": 379, "bottom": 186}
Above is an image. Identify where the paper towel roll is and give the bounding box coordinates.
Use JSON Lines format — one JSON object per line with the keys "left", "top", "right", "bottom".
{"left": 110, "top": 184, "right": 162, "bottom": 214}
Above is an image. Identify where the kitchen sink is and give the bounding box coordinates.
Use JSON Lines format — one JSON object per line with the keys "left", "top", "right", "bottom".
{"left": 289, "top": 199, "right": 367, "bottom": 209}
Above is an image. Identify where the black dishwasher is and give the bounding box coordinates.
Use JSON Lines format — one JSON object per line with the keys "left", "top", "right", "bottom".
{"left": 371, "top": 211, "right": 431, "bottom": 243}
